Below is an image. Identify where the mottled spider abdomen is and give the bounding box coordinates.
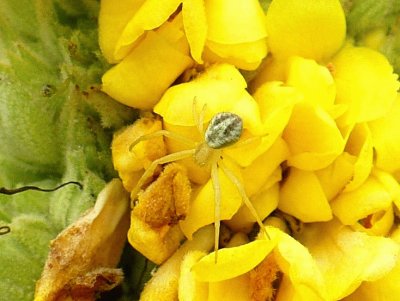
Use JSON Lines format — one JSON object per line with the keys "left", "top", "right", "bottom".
{"left": 205, "top": 112, "right": 243, "bottom": 149}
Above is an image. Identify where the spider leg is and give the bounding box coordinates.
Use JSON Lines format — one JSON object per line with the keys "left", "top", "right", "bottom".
{"left": 192, "top": 97, "right": 207, "bottom": 136}
{"left": 129, "top": 130, "right": 195, "bottom": 152}
{"left": 211, "top": 162, "right": 221, "bottom": 262}
{"left": 131, "top": 149, "right": 196, "bottom": 198}
{"left": 219, "top": 162, "right": 270, "bottom": 240}
{"left": 229, "top": 133, "right": 270, "bottom": 150}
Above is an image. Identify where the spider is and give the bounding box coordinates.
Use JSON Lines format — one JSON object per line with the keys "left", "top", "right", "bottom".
{"left": 130, "top": 103, "right": 269, "bottom": 259}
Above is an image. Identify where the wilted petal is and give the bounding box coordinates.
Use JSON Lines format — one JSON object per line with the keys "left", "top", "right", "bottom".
{"left": 333, "top": 46, "right": 399, "bottom": 126}
{"left": 279, "top": 168, "right": 333, "bottom": 222}
{"left": 283, "top": 102, "right": 345, "bottom": 170}
{"left": 129, "top": 163, "right": 191, "bottom": 264}
{"left": 34, "top": 180, "right": 130, "bottom": 301}
{"left": 265, "top": 0, "right": 346, "bottom": 62}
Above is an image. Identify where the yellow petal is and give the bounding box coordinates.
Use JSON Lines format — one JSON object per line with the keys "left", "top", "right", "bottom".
{"left": 342, "top": 123, "right": 373, "bottom": 191}
{"left": 332, "top": 46, "right": 399, "bottom": 125}
{"left": 373, "top": 169, "right": 400, "bottom": 210}
{"left": 369, "top": 94, "right": 400, "bottom": 173}
{"left": 227, "top": 182, "right": 279, "bottom": 233}
{"left": 343, "top": 256, "right": 400, "bottom": 301}
{"left": 298, "top": 220, "right": 400, "bottom": 300}
{"left": 253, "top": 81, "right": 300, "bottom": 136}
{"left": 315, "top": 152, "right": 356, "bottom": 201}
{"left": 139, "top": 225, "right": 214, "bottom": 301}
{"left": 178, "top": 251, "right": 209, "bottom": 301}
{"left": 265, "top": 0, "right": 346, "bottom": 62}
{"left": 162, "top": 122, "right": 209, "bottom": 185}
{"left": 283, "top": 102, "right": 345, "bottom": 170}
{"left": 204, "top": 38, "right": 267, "bottom": 70}
{"left": 271, "top": 227, "right": 327, "bottom": 300}
{"left": 128, "top": 216, "right": 185, "bottom": 265}
{"left": 98, "top": 0, "right": 144, "bottom": 63}
{"left": 111, "top": 115, "right": 166, "bottom": 191}
{"left": 102, "top": 30, "right": 193, "bottom": 110}
{"left": 286, "top": 56, "right": 336, "bottom": 110}
{"left": 115, "top": 0, "right": 182, "bottom": 60}
{"left": 179, "top": 160, "right": 243, "bottom": 239}
{"left": 204, "top": 0, "right": 267, "bottom": 44}
{"left": 241, "top": 138, "right": 289, "bottom": 196}
{"left": 275, "top": 275, "right": 324, "bottom": 301}
{"left": 351, "top": 206, "right": 394, "bottom": 236}
{"left": 182, "top": 0, "right": 207, "bottom": 63}
{"left": 331, "top": 175, "right": 393, "bottom": 226}
{"left": 249, "top": 57, "right": 289, "bottom": 92}
{"left": 208, "top": 274, "right": 251, "bottom": 301}
{"left": 192, "top": 239, "right": 276, "bottom": 282}
{"left": 279, "top": 168, "right": 333, "bottom": 222}
{"left": 154, "top": 63, "right": 261, "bottom": 132}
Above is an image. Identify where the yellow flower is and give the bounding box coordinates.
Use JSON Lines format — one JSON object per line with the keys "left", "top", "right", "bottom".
{"left": 184, "top": 222, "right": 399, "bottom": 301}
{"left": 99, "top": 0, "right": 269, "bottom": 109}
{"left": 101, "top": 14, "right": 194, "bottom": 109}
{"left": 152, "top": 63, "right": 293, "bottom": 240}
{"left": 99, "top": 0, "right": 267, "bottom": 67}
{"left": 265, "top": 0, "right": 346, "bottom": 62}
{"left": 332, "top": 46, "right": 400, "bottom": 127}
{"left": 103, "top": 0, "right": 400, "bottom": 299}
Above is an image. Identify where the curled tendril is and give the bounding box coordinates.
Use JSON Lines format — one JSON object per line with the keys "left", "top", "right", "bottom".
{"left": 0, "top": 226, "right": 10, "bottom": 236}
{"left": 0, "top": 181, "right": 83, "bottom": 195}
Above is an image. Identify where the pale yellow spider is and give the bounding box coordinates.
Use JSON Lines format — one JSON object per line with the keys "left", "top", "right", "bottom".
{"left": 130, "top": 104, "right": 268, "bottom": 258}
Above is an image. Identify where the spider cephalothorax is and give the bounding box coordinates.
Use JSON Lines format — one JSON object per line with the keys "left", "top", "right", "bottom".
{"left": 130, "top": 109, "right": 268, "bottom": 259}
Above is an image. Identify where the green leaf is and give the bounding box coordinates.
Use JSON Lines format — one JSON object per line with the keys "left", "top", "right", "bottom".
{"left": 0, "top": 0, "right": 136, "bottom": 300}
{"left": 342, "top": 0, "right": 400, "bottom": 74}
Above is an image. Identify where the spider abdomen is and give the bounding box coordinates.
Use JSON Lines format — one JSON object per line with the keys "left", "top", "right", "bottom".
{"left": 205, "top": 112, "right": 243, "bottom": 149}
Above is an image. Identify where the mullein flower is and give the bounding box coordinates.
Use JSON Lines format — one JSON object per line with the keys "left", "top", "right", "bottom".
{"left": 99, "top": 0, "right": 268, "bottom": 109}
{"left": 102, "top": 0, "right": 400, "bottom": 299}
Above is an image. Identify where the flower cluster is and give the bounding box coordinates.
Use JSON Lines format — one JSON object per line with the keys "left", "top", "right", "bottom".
{"left": 101, "top": 0, "right": 400, "bottom": 300}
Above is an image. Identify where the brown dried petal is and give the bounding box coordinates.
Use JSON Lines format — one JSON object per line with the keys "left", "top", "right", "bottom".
{"left": 134, "top": 163, "right": 191, "bottom": 228}
{"left": 34, "top": 179, "right": 130, "bottom": 301}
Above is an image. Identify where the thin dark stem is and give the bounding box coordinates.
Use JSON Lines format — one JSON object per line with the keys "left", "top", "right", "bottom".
{"left": 0, "top": 226, "right": 10, "bottom": 236}
{"left": 0, "top": 181, "right": 83, "bottom": 195}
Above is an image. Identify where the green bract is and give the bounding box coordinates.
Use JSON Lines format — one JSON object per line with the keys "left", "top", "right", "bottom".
{"left": 0, "top": 1, "right": 135, "bottom": 300}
